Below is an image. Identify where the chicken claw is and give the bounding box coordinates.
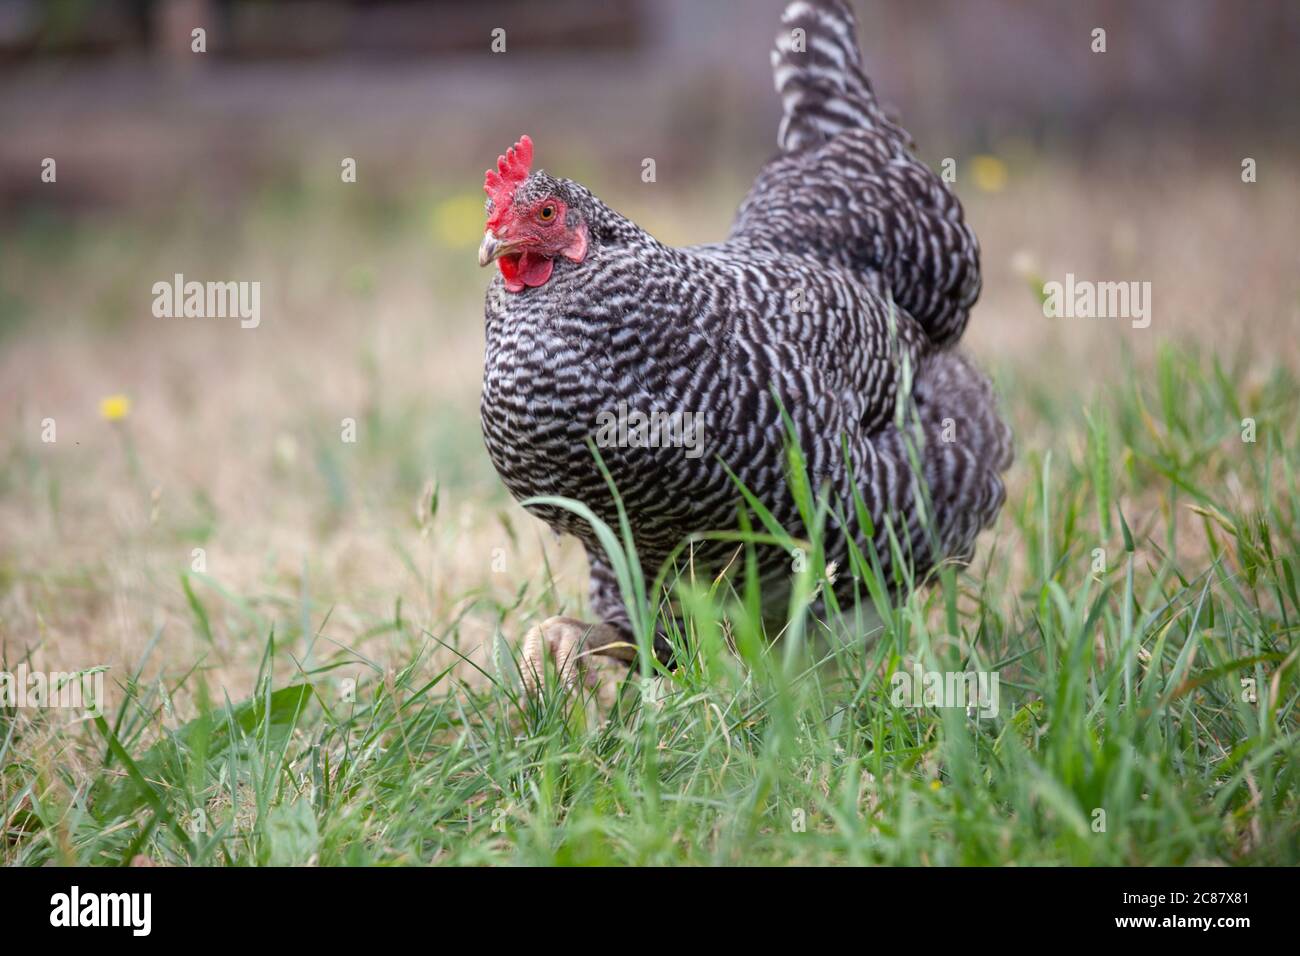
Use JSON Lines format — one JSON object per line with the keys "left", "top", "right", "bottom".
{"left": 519, "top": 616, "right": 636, "bottom": 697}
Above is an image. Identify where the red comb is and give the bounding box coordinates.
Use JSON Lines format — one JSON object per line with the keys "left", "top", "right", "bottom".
{"left": 484, "top": 135, "right": 534, "bottom": 229}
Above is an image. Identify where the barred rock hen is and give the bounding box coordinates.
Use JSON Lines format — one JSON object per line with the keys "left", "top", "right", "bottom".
{"left": 478, "top": 0, "right": 1012, "bottom": 691}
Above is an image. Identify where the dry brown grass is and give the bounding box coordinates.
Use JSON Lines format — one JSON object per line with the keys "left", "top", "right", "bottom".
{"left": 2, "top": 149, "right": 1297, "bottom": 716}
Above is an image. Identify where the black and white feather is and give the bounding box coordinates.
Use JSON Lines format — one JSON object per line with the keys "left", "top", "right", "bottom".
{"left": 479, "top": 0, "right": 1012, "bottom": 647}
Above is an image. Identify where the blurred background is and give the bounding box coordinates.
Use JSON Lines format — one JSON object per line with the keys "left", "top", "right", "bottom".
{"left": 2, "top": 0, "right": 1298, "bottom": 697}
{"left": 3, "top": 0, "right": 1300, "bottom": 207}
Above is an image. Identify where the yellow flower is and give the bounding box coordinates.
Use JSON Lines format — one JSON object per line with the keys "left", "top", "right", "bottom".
{"left": 970, "top": 154, "right": 1008, "bottom": 193}
{"left": 99, "top": 394, "right": 131, "bottom": 422}
{"left": 929, "top": 779, "right": 942, "bottom": 791}
{"left": 432, "top": 194, "right": 488, "bottom": 249}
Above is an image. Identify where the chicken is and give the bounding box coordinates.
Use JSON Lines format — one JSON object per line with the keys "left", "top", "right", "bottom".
{"left": 478, "top": 0, "right": 1012, "bottom": 692}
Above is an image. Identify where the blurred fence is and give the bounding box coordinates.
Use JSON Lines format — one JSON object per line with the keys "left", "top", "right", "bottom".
{"left": 2, "top": 0, "right": 1297, "bottom": 212}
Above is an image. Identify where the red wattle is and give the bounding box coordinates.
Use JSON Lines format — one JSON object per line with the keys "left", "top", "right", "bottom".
{"left": 498, "top": 252, "right": 554, "bottom": 292}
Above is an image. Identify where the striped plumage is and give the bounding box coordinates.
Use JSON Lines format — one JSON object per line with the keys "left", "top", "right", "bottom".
{"left": 479, "top": 0, "right": 1012, "bottom": 668}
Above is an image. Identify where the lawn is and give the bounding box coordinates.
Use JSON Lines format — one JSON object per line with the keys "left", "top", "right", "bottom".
{"left": 2, "top": 153, "right": 1298, "bottom": 866}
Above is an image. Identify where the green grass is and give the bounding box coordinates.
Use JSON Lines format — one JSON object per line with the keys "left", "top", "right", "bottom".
{"left": 3, "top": 342, "right": 1297, "bottom": 866}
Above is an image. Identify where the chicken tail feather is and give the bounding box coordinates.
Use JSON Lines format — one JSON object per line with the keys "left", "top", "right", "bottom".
{"left": 771, "top": 0, "right": 910, "bottom": 153}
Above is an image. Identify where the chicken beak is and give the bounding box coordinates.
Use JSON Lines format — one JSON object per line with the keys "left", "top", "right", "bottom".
{"left": 480, "top": 231, "right": 531, "bottom": 267}
{"left": 479, "top": 232, "right": 526, "bottom": 267}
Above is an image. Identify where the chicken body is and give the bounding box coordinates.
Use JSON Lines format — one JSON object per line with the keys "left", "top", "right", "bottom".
{"left": 479, "top": 0, "right": 1012, "bottom": 673}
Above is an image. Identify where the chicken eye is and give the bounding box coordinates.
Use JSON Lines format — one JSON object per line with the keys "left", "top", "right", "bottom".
{"left": 538, "top": 203, "right": 557, "bottom": 223}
